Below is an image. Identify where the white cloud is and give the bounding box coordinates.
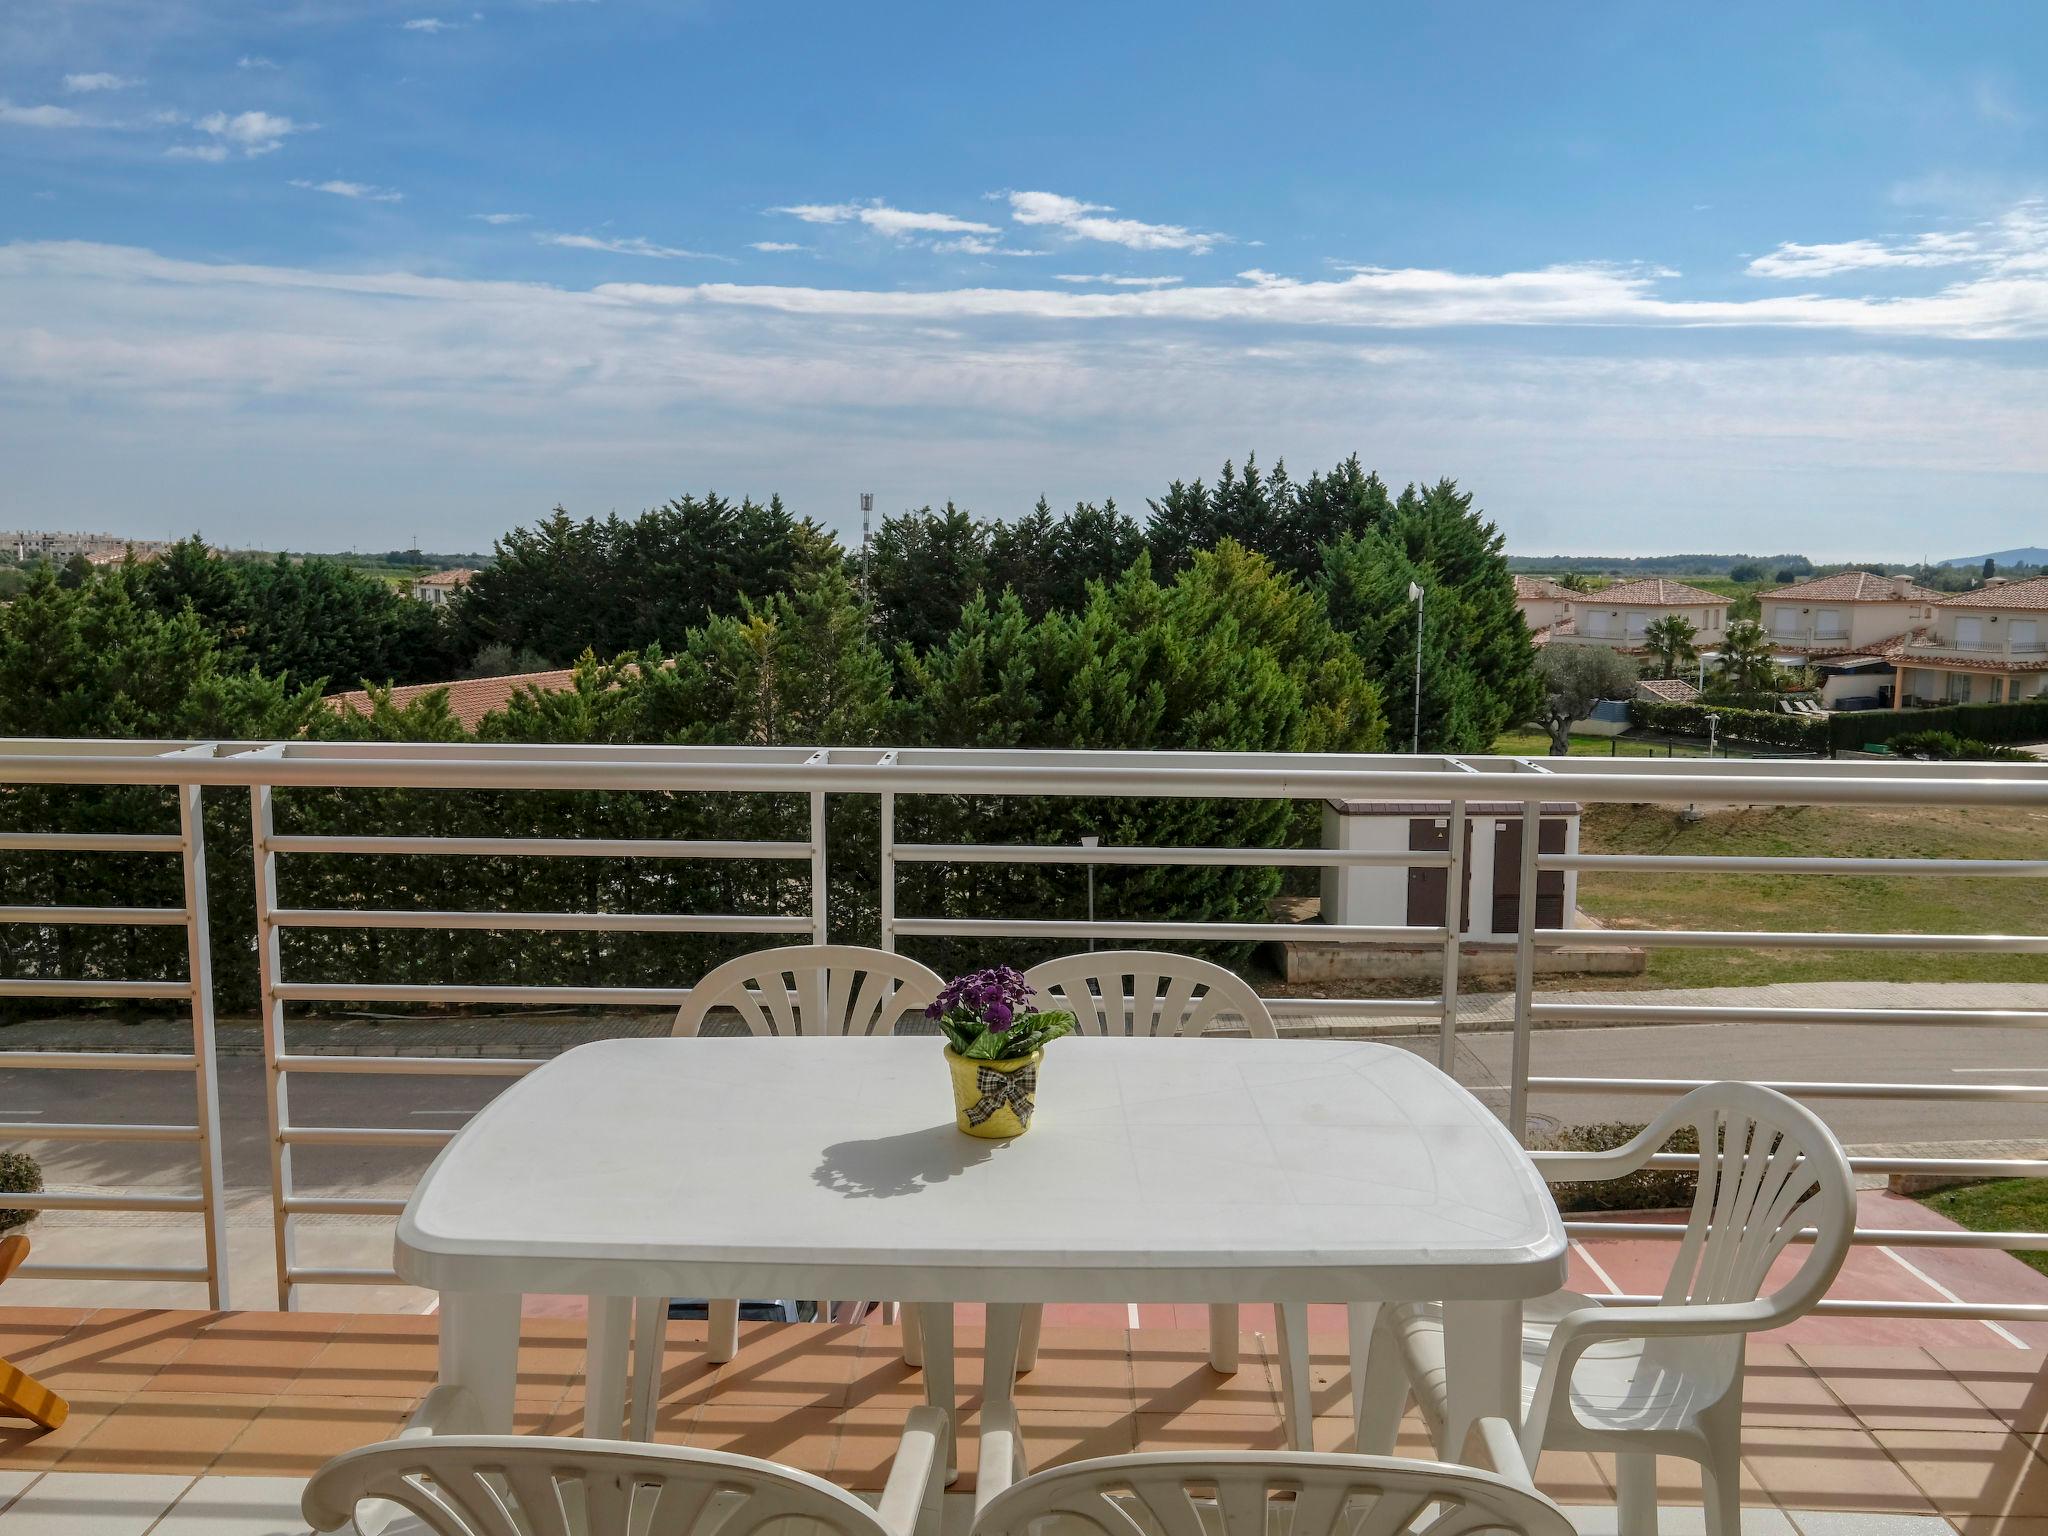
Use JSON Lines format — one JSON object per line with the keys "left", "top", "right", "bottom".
{"left": 0, "top": 100, "right": 89, "bottom": 128}
{"left": 402, "top": 17, "right": 456, "bottom": 31}
{"left": 473, "top": 212, "right": 531, "bottom": 225}
{"left": 1747, "top": 234, "right": 1982, "bottom": 279}
{"left": 540, "top": 232, "right": 720, "bottom": 260}
{"left": 1006, "top": 190, "right": 1223, "bottom": 254}
{"left": 172, "top": 109, "right": 307, "bottom": 160}
{"left": 292, "top": 179, "right": 403, "bottom": 203}
{"left": 63, "top": 73, "right": 139, "bottom": 93}
{"left": 750, "top": 241, "right": 803, "bottom": 252}
{"left": 773, "top": 200, "right": 998, "bottom": 239}
{"left": 237, "top": 56, "right": 279, "bottom": 71}
{"left": 1055, "top": 273, "right": 1182, "bottom": 287}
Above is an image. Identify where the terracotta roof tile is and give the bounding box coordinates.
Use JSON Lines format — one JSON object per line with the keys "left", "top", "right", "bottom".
{"left": 1635, "top": 677, "right": 1699, "bottom": 703}
{"left": 324, "top": 668, "right": 578, "bottom": 731}
{"left": 1513, "top": 574, "right": 1576, "bottom": 603}
{"left": 1761, "top": 571, "right": 1941, "bottom": 603}
{"left": 1587, "top": 577, "right": 1723, "bottom": 606}
{"left": 1937, "top": 576, "right": 2048, "bottom": 609}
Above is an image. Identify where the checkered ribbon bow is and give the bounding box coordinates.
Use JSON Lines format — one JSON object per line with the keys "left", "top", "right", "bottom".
{"left": 965, "top": 1064, "right": 1037, "bottom": 1128}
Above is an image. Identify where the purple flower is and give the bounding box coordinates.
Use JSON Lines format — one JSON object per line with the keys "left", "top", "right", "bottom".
{"left": 985, "top": 1000, "right": 1013, "bottom": 1030}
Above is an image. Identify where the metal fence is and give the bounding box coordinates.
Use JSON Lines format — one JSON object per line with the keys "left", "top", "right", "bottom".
{"left": 0, "top": 738, "right": 2043, "bottom": 1320}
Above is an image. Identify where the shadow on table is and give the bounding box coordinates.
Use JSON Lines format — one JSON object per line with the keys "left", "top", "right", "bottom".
{"left": 813, "top": 1121, "right": 999, "bottom": 1198}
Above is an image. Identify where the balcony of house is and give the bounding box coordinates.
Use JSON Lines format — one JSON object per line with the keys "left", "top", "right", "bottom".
{"left": 0, "top": 740, "right": 2045, "bottom": 1533}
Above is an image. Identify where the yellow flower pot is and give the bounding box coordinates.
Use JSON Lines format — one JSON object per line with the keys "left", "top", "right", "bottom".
{"left": 947, "top": 1046, "right": 1042, "bottom": 1139}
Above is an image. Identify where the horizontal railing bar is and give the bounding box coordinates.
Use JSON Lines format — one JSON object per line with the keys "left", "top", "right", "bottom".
{"left": 1546, "top": 853, "right": 2048, "bottom": 877}
{"left": 1613, "top": 1152, "right": 2048, "bottom": 1177}
{"left": 0, "top": 832, "right": 183, "bottom": 853}
{"left": 284, "top": 1265, "right": 405, "bottom": 1286}
{"left": 1535, "top": 927, "right": 2048, "bottom": 953}
{"left": 1264, "top": 996, "right": 1448, "bottom": 1019}
{"left": 275, "top": 982, "right": 695, "bottom": 1006}
{"left": 0, "top": 905, "right": 186, "bottom": 926}
{"left": 1529, "top": 1076, "right": 2048, "bottom": 1102}
{"left": 272, "top": 909, "right": 810, "bottom": 935}
{"left": 277, "top": 1054, "right": 539, "bottom": 1077}
{"left": 283, "top": 1195, "right": 410, "bottom": 1215}
{"left": 1530, "top": 1002, "right": 2048, "bottom": 1028}
{"left": 0, "top": 1121, "right": 200, "bottom": 1142}
{"left": 7, "top": 744, "right": 2048, "bottom": 809}
{"left": 0, "top": 1190, "right": 207, "bottom": 1212}
{"left": 0, "top": 978, "right": 191, "bottom": 1000}
{"left": 0, "top": 1051, "right": 199, "bottom": 1072}
{"left": 279, "top": 1124, "right": 458, "bottom": 1147}
{"left": 894, "top": 843, "right": 1446, "bottom": 868}
{"left": 267, "top": 834, "right": 811, "bottom": 860}
{"left": 18, "top": 1262, "right": 213, "bottom": 1282}
{"left": 894, "top": 919, "right": 1447, "bottom": 943}
{"left": 1565, "top": 1220, "right": 2048, "bottom": 1251}
{"left": 1593, "top": 1294, "right": 2048, "bottom": 1322}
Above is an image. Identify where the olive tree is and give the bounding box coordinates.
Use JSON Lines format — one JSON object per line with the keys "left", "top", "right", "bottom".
{"left": 1533, "top": 643, "right": 1638, "bottom": 754}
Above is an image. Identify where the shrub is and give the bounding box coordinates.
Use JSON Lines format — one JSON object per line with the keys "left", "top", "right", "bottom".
{"left": 0, "top": 1151, "right": 43, "bottom": 1232}
{"left": 1537, "top": 1121, "right": 1699, "bottom": 1212}
{"left": 1834, "top": 697, "right": 2048, "bottom": 754}
{"left": 1628, "top": 699, "right": 1828, "bottom": 753}
{"left": 1886, "top": 730, "right": 2034, "bottom": 763}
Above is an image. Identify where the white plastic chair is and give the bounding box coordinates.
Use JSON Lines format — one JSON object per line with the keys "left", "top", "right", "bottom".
{"left": 1358, "top": 1082, "right": 1855, "bottom": 1536}
{"left": 621, "top": 945, "right": 945, "bottom": 1438}
{"left": 973, "top": 1402, "right": 1572, "bottom": 1536}
{"left": 303, "top": 1402, "right": 948, "bottom": 1536}
{"left": 1006, "top": 953, "right": 1306, "bottom": 1431}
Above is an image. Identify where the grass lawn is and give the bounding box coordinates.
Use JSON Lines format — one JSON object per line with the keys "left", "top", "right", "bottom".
{"left": 1920, "top": 1180, "right": 2048, "bottom": 1275}
{"left": 1575, "top": 802, "right": 2048, "bottom": 987}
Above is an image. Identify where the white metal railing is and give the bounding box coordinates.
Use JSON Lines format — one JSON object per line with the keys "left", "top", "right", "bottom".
{"left": 0, "top": 738, "right": 2043, "bottom": 1324}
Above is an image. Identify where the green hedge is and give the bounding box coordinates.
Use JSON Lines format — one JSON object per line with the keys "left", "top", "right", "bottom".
{"left": 1538, "top": 1122, "right": 1700, "bottom": 1212}
{"left": 1628, "top": 699, "right": 1830, "bottom": 753}
{"left": 1832, "top": 698, "right": 2048, "bottom": 754}
{"left": 0, "top": 1150, "right": 42, "bottom": 1232}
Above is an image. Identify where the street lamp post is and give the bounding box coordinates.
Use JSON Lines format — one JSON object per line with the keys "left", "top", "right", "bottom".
{"left": 1409, "top": 581, "right": 1426, "bottom": 755}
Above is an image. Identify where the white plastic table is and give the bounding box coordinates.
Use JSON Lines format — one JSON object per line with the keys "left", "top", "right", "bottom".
{"left": 396, "top": 1035, "right": 1565, "bottom": 1460}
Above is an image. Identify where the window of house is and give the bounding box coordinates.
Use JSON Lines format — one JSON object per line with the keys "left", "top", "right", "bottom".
{"left": 1946, "top": 672, "right": 1974, "bottom": 702}
{"left": 1583, "top": 611, "right": 1609, "bottom": 637}
{"left": 1816, "top": 608, "right": 1843, "bottom": 638}
{"left": 1956, "top": 616, "right": 1986, "bottom": 649}
{"left": 2013, "top": 620, "right": 2039, "bottom": 651}
{"left": 1773, "top": 606, "right": 1799, "bottom": 632}
{"left": 1626, "top": 611, "right": 1649, "bottom": 638}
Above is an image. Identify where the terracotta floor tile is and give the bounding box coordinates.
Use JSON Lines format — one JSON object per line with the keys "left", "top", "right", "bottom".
{"left": 1743, "top": 1342, "right": 1863, "bottom": 1430}
{"left": 1135, "top": 1408, "right": 1285, "bottom": 1454}
{"left": 1531, "top": 1448, "right": 1611, "bottom": 1506}
{"left": 1874, "top": 1430, "right": 2048, "bottom": 1518}
{"left": 1797, "top": 1344, "right": 2011, "bottom": 1432}
{"left": 62, "top": 1390, "right": 255, "bottom": 1475}
{"left": 1129, "top": 1329, "right": 1280, "bottom": 1417}
{"left": 288, "top": 1322, "right": 439, "bottom": 1398}
{"left": 1000, "top": 1408, "right": 1138, "bottom": 1470}
{"left": 0, "top": 1393, "right": 117, "bottom": 1470}
{"left": 1307, "top": 1410, "right": 1434, "bottom": 1457}
{"left": 145, "top": 1313, "right": 341, "bottom": 1396}
{"left": 23, "top": 1309, "right": 212, "bottom": 1394}
{"left": 834, "top": 1406, "right": 956, "bottom": 1492}
{"left": 1937, "top": 1350, "right": 2048, "bottom": 1433}
{"left": 848, "top": 1332, "right": 934, "bottom": 1411}
{"left": 714, "top": 1322, "right": 867, "bottom": 1407}
{"left": 212, "top": 1394, "right": 412, "bottom": 1476}
{"left": 1741, "top": 1426, "right": 1940, "bottom": 1514}
{"left": 1590, "top": 1446, "right": 1774, "bottom": 1506}
{"left": 1009, "top": 1340, "right": 1132, "bottom": 1415}
{"left": 684, "top": 1404, "right": 842, "bottom": 1476}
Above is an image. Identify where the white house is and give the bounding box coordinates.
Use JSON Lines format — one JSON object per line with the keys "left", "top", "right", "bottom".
{"left": 1761, "top": 571, "right": 1939, "bottom": 654}
{"left": 1512, "top": 574, "right": 1575, "bottom": 640}
{"left": 408, "top": 568, "right": 477, "bottom": 607}
{"left": 1893, "top": 576, "right": 2048, "bottom": 706}
{"left": 1562, "top": 577, "right": 1726, "bottom": 651}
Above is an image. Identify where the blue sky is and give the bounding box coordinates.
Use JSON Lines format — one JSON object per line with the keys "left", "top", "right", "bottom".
{"left": 2, "top": 1, "right": 2043, "bottom": 558}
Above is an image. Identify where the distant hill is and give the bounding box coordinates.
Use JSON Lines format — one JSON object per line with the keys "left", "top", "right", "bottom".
{"left": 1943, "top": 548, "right": 2048, "bottom": 568}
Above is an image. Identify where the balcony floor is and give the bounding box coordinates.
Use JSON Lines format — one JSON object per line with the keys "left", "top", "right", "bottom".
{"left": 0, "top": 1308, "right": 2039, "bottom": 1533}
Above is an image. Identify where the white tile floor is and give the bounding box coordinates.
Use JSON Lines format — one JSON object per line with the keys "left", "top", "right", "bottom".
{"left": 0, "top": 1471, "right": 1977, "bottom": 1535}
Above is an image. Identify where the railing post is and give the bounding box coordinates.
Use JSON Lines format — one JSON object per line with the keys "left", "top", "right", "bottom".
{"left": 248, "top": 758, "right": 298, "bottom": 1309}
{"left": 1508, "top": 796, "right": 1542, "bottom": 1141}
{"left": 805, "top": 750, "right": 829, "bottom": 946}
{"left": 1437, "top": 797, "right": 1466, "bottom": 1073}
{"left": 878, "top": 752, "right": 898, "bottom": 953}
{"left": 176, "top": 778, "right": 231, "bottom": 1309}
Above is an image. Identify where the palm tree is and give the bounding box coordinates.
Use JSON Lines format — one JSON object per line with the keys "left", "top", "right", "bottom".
{"left": 1641, "top": 614, "right": 1699, "bottom": 680}
{"left": 1714, "top": 618, "right": 1778, "bottom": 697}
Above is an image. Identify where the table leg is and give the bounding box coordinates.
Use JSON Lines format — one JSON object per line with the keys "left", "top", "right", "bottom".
{"left": 1273, "top": 1302, "right": 1313, "bottom": 1451}
{"left": 914, "top": 1303, "right": 957, "bottom": 1485}
{"left": 984, "top": 1304, "right": 1024, "bottom": 1407}
{"left": 1442, "top": 1300, "right": 1519, "bottom": 1461}
{"left": 585, "top": 1296, "right": 632, "bottom": 1440}
{"left": 438, "top": 1292, "right": 520, "bottom": 1435}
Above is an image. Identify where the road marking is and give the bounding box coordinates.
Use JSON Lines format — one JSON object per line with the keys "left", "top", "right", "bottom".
{"left": 1127, "top": 1303, "right": 1142, "bottom": 1328}
{"left": 409, "top": 1109, "right": 474, "bottom": 1117}
{"left": 1951, "top": 1068, "right": 2048, "bottom": 1074}
{"left": 0, "top": 1110, "right": 43, "bottom": 1116}
{"left": 1876, "top": 1244, "right": 2029, "bottom": 1349}
{"left": 1572, "top": 1241, "right": 1624, "bottom": 1297}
